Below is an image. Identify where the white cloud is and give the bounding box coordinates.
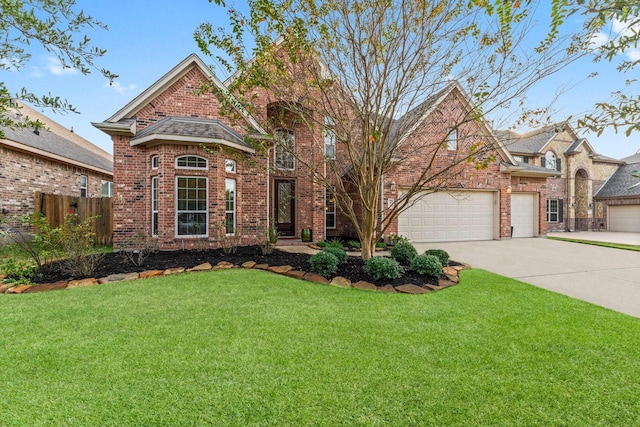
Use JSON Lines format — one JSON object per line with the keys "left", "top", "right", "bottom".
{"left": 628, "top": 49, "right": 640, "bottom": 62}
{"left": 46, "top": 57, "right": 79, "bottom": 75}
{"left": 104, "top": 80, "right": 137, "bottom": 96}
{"left": 29, "top": 67, "right": 44, "bottom": 78}
{"left": 589, "top": 32, "right": 609, "bottom": 48}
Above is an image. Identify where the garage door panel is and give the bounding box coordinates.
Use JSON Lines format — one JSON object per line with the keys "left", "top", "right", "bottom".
{"left": 609, "top": 205, "right": 640, "bottom": 232}
{"left": 511, "top": 193, "right": 535, "bottom": 238}
{"left": 398, "top": 191, "right": 495, "bottom": 243}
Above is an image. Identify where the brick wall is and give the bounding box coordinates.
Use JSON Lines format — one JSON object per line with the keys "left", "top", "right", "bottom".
{"left": 0, "top": 144, "right": 110, "bottom": 218}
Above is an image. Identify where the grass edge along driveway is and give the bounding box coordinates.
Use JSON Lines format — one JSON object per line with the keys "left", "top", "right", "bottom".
{"left": 2, "top": 268, "right": 639, "bottom": 426}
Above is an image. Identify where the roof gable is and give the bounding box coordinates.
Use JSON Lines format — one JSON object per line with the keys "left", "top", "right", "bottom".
{"left": 98, "top": 54, "right": 266, "bottom": 135}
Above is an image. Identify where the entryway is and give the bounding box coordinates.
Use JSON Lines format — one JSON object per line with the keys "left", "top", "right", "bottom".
{"left": 274, "top": 179, "right": 295, "bottom": 237}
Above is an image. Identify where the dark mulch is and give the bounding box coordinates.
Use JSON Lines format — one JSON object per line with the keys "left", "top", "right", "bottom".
{"left": 34, "top": 245, "right": 445, "bottom": 288}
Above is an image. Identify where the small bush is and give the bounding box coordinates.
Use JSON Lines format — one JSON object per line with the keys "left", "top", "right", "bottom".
{"left": 1, "top": 258, "right": 36, "bottom": 283}
{"left": 390, "top": 241, "right": 417, "bottom": 264}
{"left": 323, "top": 246, "right": 347, "bottom": 264}
{"left": 309, "top": 251, "right": 339, "bottom": 277}
{"left": 411, "top": 254, "right": 443, "bottom": 277}
{"left": 364, "top": 256, "right": 400, "bottom": 281}
{"left": 386, "top": 234, "right": 409, "bottom": 246}
{"left": 317, "top": 239, "right": 343, "bottom": 249}
{"left": 347, "top": 240, "right": 361, "bottom": 249}
{"left": 375, "top": 241, "right": 387, "bottom": 250}
{"left": 424, "top": 249, "right": 450, "bottom": 266}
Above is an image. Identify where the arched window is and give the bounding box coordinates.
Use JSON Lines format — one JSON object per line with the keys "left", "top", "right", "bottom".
{"left": 275, "top": 129, "right": 295, "bottom": 170}
{"left": 543, "top": 151, "right": 556, "bottom": 170}
{"left": 176, "top": 155, "right": 207, "bottom": 170}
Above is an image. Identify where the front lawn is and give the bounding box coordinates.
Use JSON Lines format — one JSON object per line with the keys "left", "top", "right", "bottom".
{"left": 2, "top": 269, "right": 639, "bottom": 425}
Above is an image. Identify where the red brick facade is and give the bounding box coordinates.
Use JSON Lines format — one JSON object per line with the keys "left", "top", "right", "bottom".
{"left": 0, "top": 144, "right": 110, "bottom": 218}
{"left": 103, "top": 55, "right": 556, "bottom": 249}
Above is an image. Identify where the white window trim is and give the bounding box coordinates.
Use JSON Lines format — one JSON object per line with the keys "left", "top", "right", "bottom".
{"left": 446, "top": 129, "right": 458, "bottom": 150}
{"left": 225, "top": 178, "right": 236, "bottom": 235}
{"left": 544, "top": 151, "right": 556, "bottom": 170}
{"left": 101, "top": 180, "right": 114, "bottom": 197}
{"left": 325, "top": 187, "right": 336, "bottom": 229}
{"left": 547, "top": 199, "right": 559, "bottom": 222}
{"left": 151, "top": 155, "right": 159, "bottom": 169}
{"left": 175, "top": 176, "right": 209, "bottom": 237}
{"left": 152, "top": 176, "right": 159, "bottom": 237}
{"left": 225, "top": 159, "right": 236, "bottom": 173}
{"left": 80, "top": 175, "right": 88, "bottom": 197}
{"left": 175, "top": 155, "right": 208, "bottom": 170}
{"left": 324, "top": 128, "right": 336, "bottom": 159}
{"left": 275, "top": 128, "right": 295, "bottom": 170}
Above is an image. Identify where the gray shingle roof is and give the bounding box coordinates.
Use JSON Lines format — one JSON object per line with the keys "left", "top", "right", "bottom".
{"left": 131, "top": 117, "right": 250, "bottom": 149}
{"left": 499, "top": 127, "right": 557, "bottom": 154}
{"left": 594, "top": 163, "right": 640, "bottom": 198}
{"left": 622, "top": 152, "right": 640, "bottom": 164}
{"left": 1, "top": 109, "right": 113, "bottom": 173}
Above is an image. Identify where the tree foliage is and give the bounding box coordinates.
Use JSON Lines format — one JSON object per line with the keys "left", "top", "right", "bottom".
{"left": 546, "top": 1, "right": 640, "bottom": 136}
{"left": 197, "top": 0, "right": 587, "bottom": 259}
{"left": 0, "top": 0, "right": 116, "bottom": 136}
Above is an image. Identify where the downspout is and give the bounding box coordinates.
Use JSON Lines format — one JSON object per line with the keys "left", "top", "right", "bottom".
{"left": 565, "top": 154, "right": 571, "bottom": 232}
{"left": 380, "top": 174, "right": 385, "bottom": 242}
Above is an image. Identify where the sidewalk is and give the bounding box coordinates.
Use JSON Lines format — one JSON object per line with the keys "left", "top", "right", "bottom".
{"left": 547, "top": 231, "right": 640, "bottom": 246}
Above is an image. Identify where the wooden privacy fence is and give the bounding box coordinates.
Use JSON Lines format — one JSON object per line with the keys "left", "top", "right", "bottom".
{"left": 34, "top": 192, "right": 113, "bottom": 246}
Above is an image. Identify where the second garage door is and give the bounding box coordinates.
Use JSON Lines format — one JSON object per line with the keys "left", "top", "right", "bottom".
{"left": 398, "top": 191, "right": 496, "bottom": 243}
{"left": 609, "top": 205, "right": 640, "bottom": 232}
{"left": 511, "top": 193, "right": 537, "bottom": 238}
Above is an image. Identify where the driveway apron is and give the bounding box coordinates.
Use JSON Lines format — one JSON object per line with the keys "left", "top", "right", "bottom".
{"left": 414, "top": 238, "right": 640, "bottom": 318}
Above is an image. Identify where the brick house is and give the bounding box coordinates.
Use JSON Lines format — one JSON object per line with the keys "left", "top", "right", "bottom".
{"left": 0, "top": 102, "right": 113, "bottom": 220}
{"left": 498, "top": 125, "right": 623, "bottom": 232}
{"left": 95, "top": 54, "right": 563, "bottom": 249}
{"left": 594, "top": 152, "right": 640, "bottom": 232}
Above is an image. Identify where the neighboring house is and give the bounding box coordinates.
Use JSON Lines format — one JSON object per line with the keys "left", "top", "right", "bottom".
{"left": 94, "top": 54, "right": 559, "bottom": 250}
{"left": 594, "top": 152, "right": 640, "bottom": 232}
{"left": 0, "top": 102, "right": 114, "bottom": 219}
{"left": 498, "top": 125, "right": 622, "bottom": 232}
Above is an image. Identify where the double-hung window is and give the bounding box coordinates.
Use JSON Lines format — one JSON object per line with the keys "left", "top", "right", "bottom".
{"left": 225, "top": 178, "right": 236, "bottom": 234}
{"left": 176, "top": 176, "right": 208, "bottom": 236}
{"left": 80, "top": 175, "right": 88, "bottom": 197}
{"left": 547, "top": 199, "right": 562, "bottom": 223}
{"left": 152, "top": 177, "right": 159, "bottom": 236}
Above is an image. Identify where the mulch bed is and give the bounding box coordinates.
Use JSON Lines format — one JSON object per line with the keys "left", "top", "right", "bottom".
{"left": 32, "top": 245, "right": 453, "bottom": 289}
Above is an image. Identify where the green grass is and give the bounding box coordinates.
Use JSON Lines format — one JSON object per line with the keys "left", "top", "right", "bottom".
{"left": 2, "top": 269, "right": 640, "bottom": 426}
{"left": 547, "top": 236, "right": 640, "bottom": 252}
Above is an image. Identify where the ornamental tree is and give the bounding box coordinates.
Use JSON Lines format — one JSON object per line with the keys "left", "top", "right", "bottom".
{"left": 196, "top": 0, "right": 588, "bottom": 259}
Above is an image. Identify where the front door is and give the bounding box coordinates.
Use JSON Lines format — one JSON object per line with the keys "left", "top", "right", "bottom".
{"left": 275, "top": 179, "right": 295, "bottom": 237}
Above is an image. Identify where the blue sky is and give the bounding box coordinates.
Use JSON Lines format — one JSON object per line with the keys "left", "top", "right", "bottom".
{"left": 3, "top": 0, "right": 639, "bottom": 159}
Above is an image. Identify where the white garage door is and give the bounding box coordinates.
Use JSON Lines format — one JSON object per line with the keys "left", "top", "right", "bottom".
{"left": 398, "top": 191, "right": 496, "bottom": 243}
{"left": 511, "top": 193, "right": 536, "bottom": 238}
{"left": 609, "top": 205, "right": 640, "bottom": 232}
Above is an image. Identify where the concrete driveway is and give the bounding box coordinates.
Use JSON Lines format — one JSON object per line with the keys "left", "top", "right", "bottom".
{"left": 415, "top": 236, "right": 640, "bottom": 318}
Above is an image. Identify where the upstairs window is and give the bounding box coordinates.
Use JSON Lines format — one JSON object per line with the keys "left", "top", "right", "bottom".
{"left": 176, "top": 155, "right": 207, "bottom": 170}
{"left": 151, "top": 155, "right": 159, "bottom": 169}
{"left": 324, "top": 116, "right": 336, "bottom": 159}
{"left": 225, "top": 159, "right": 236, "bottom": 173}
{"left": 543, "top": 151, "right": 556, "bottom": 170}
{"left": 275, "top": 129, "right": 295, "bottom": 170}
{"left": 446, "top": 129, "right": 458, "bottom": 150}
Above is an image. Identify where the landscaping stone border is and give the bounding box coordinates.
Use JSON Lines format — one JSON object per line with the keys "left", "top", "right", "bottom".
{"left": 0, "top": 260, "right": 469, "bottom": 295}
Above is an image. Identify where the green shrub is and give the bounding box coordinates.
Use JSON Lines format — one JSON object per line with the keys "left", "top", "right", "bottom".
{"left": 347, "top": 240, "right": 361, "bottom": 249}
{"left": 323, "top": 246, "right": 347, "bottom": 264}
{"left": 317, "top": 239, "right": 343, "bottom": 249}
{"left": 386, "top": 234, "right": 409, "bottom": 246}
{"left": 1, "top": 258, "right": 36, "bottom": 282}
{"left": 424, "top": 249, "right": 450, "bottom": 266}
{"left": 390, "top": 241, "right": 417, "bottom": 264}
{"left": 309, "top": 251, "right": 339, "bottom": 277}
{"left": 375, "top": 241, "right": 387, "bottom": 250}
{"left": 411, "top": 254, "right": 443, "bottom": 277}
{"left": 364, "top": 256, "right": 400, "bottom": 281}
